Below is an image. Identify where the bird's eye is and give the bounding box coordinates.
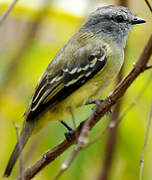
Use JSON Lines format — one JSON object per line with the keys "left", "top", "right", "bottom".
{"left": 115, "top": 15, "right": 124, "bottom": 23}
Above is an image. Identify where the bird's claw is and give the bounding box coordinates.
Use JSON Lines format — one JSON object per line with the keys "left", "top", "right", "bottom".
{"left": 85, "top": 99, "right": 104, "bottom": 105}
{"left": 85, "top": 99, "right": 112, "bottom": 114}
{"left": 65, "top": 130, "right": 74, "bottom": 142}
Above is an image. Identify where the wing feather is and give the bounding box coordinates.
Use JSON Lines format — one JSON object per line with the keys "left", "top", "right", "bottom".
{"left": 26, "top": 47, "right": 107, "bottom": 121}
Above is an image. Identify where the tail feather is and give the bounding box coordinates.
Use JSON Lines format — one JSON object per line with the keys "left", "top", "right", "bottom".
{"left": 3, "top": 120, "right": 35, "bottom": 177}
{"left": 3, "top": 141, "right": 21, "bottom": 177}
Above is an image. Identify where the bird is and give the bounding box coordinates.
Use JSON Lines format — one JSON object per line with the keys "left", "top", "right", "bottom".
{"left": 3, "top": 5, "right": 146, "bottom": 177}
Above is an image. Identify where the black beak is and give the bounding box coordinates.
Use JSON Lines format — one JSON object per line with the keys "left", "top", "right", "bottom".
{"left": 131, "top": 17, "right": 146, "bottom": 25}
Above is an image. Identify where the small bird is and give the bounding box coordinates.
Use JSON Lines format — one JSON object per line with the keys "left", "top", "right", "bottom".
{"left": 4, "top": 5, "right": 146, "bottom": 177}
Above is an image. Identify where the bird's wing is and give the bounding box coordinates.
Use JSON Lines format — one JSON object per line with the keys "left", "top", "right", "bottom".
{"left": 25, "top": 46, "right": 107, "bottom": 121}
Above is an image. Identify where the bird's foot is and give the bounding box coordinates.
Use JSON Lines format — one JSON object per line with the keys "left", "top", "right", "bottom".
{"left": 65, "top": 130, "right": 75, "bottom": 142}
{"left": 60, "top": 120, "right": 74, "bottom": 142}
{"left": 85, "top": 99, "right": 112, "bottom": 114}
{"left": 85, "top": 99, "right": 104, "bottom": 105}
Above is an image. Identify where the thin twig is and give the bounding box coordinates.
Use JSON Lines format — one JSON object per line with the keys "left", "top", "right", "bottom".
{"left": 139, "top": 96, "right": 152, "bottom": 180}
{"left": 54, "top": 147, "right": 80, "bottom": 180}
{"left": 144, "top": 65, "right": 152, "bottom": 70}
{"left": 145, "top": 0, "right": 152, "bottom": 13}
{"left": 16, "top": 34, "right": 152, "bottom": 180}
{"left": 139, "top": 2, "right": 152, "bottom": 178}
{"left": 0, "top": 0, "right": 19, "bottom": 26}
{"left": 84, "top": 123, "right": 110, "bottom": 148}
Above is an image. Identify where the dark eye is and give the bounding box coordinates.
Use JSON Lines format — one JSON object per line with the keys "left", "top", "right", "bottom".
{"left": 115, "top": 15, "right": 124, "bottom": 23}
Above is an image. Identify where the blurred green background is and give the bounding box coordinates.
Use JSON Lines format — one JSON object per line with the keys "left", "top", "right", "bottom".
{"left": 0, "top": 0, "right": 152, "bottom": 180}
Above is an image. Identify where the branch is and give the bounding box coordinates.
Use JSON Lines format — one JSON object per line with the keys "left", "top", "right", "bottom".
{"left": 139, "top": 95, "right": 152, "bottom": 180}
{"left": 16, "top": 34, "right": 152, "bottom": 180}
{"left": 144, "top": 65, "right": 152, "bottom": 70}
{"left": 0, "top": 0, "right": 19, "bottom": 26}
{"left": 145, "top": 0, "right": 152, "bottom": 13}
{"left": 53, "top": 147, "right": 80, "bottom": 180}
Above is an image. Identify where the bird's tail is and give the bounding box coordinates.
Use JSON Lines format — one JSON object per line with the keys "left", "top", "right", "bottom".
{"left": 3, "top": 120, "right": 36, "bottom": 177}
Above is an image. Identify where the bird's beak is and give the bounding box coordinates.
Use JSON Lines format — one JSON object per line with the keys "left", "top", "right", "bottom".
{"left": 131, "top": 17, "right": 146, "bottom": 24}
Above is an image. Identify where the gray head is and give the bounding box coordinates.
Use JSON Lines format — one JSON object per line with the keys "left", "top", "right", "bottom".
{"left": 81, "top": 5, "right": 146, "bottom": 46}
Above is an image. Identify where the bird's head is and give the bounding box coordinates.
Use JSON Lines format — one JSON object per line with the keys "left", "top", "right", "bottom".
{"left": 81, "top": 5, "right": 146, "bottom": 46}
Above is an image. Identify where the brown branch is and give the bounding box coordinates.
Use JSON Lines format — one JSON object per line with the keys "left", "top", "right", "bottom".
{"left": 145, "top": 65, "right": 152, "bottom": 70}
{"left": 16, "top": 138, "right": 76, "bottom": 180}
{"left": 16, "top": 34, "right": 152, "bottom": 180}
{"left": 145, "top": 0, "right": 152, "bottom": 13}
{"left": 0, "top": 0, "right": 19, "bottom": 25}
